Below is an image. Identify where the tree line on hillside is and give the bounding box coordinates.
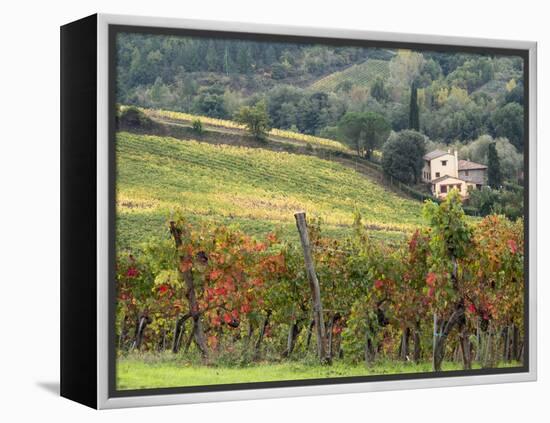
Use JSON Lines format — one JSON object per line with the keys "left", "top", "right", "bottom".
{"left": 117, "top": 34, "right": 524, "bottom": 150}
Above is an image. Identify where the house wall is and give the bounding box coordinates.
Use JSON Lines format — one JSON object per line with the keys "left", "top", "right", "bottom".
{"left": 458, "top": 168, "right": 486, "bottom": 186}
{"left": 430, "top": 153, "right": 458, "bottom": 180}
{"left": 423, "top": 152, "right": 458, "bottom": 182}
{"left": 432, "top": 178, "right": 476, "bottom": 199}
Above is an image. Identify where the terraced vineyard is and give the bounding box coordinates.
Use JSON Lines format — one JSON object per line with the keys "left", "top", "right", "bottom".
{"left": 310, "top": 59, "right": 390, "bottom": 92}
{"left": 144, "top": 108, "right": 351, "bottom": 152}
{"left": 116, "top": 132, "right": 425, "bottom": 249}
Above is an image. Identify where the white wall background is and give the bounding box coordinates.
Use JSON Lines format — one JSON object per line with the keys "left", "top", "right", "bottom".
{"left": 1, "top": 0, "right": 547, "bottom": 420}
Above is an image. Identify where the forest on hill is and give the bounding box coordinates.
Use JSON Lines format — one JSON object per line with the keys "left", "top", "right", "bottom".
{"left": 116, "top": 33, "right": 524, "bottom": 149}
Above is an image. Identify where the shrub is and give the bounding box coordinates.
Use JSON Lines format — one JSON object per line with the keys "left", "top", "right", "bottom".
{"left": 119, "top": 106, "right": 154, "bottom": 130}
{"left": 234, "top": 100, "right": 271, "bottom": 141}
{"left": 192, "top": 119, "right": 203, "bottom": 134}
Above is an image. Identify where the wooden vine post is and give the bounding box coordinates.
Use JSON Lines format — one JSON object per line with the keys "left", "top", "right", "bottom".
{"left": 432, "top": 257, "right": 466, "bottom": 371}
{"left": 294, "top": 211, "right": 331, "bottom": 365}
{"left": 169, "top": 221, "right": 209, "bottom": 359}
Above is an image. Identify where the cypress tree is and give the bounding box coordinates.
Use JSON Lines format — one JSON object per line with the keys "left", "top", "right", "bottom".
{"left": 487, "top": 142, "right": 502, "bottom": 188}
{"left": 223, "top": 45, "right": 230, "bottom": 75}
{"left": 409, "top": 80, "right": 420, "bottom": 131}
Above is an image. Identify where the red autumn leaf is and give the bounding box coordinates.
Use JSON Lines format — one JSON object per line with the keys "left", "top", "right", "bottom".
{"left": 240, "top": 303, "right": 251, "bottom": 314}
{"left": 158, "top": 285, "right": 169, "bottom": 295}
{"left": 211, "top": 315, "right": 221, "bottom": 326}
{"left": 507, "top": 239, "right": 518, "bottom": 254}
{"left": 224, "top": 276, "right": 235, "bottom": 291}
{"left": 214, "top": 287, "right": 227, "bottom": 296}
{"left": 426, "top": 272, "right": 437, "bottom": 287}
{"left": 209, "top": 269, "right": 223, "bottom": 280}
{"left": 126, "top": 267, "right": 139, "bottom": 278}
{"left": 223, "top": 313, "right": 232, "bottom": 324}
{"left": 374, "top": 280, "right": 384, "bottom": 289}
{"left": 254, "top": 242, "right": 267, "bottom": 252}
{"left": 468, "top": 303, "right": 476, "bottom": 313}
{"left": 231, "top": 309, "right": 239, "bottom": 319}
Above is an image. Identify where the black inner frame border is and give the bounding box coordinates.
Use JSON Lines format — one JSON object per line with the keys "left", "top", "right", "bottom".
{"left": 108, "top": 23, "right": 530, "bottom": 399}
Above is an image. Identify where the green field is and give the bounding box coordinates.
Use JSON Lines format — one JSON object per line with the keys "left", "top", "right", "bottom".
{"left": 117, "top": 353, "right": 520, "bottom": 390}
{"left": 310, "top": 59, "right": 390, "bottom": 92}
{"left": 116, "top": 132, "right": 425, "bottom": 249}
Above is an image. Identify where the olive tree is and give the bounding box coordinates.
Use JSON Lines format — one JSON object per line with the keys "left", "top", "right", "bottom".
{"left": 235, "top": 100, "right": 271, "bottom": 141}
{"left": 337, "top": 112, "right": 390, "bottom": 159}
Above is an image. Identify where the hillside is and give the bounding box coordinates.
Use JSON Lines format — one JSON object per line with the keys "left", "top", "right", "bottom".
{"left": 309, "top": 59, "right": 390, "bottom": 92}
{"left": 144, "top": 108, "right": 352, "bottom": 152}
{"left": 116, "top": 132, "right": 425, "bottom": 249}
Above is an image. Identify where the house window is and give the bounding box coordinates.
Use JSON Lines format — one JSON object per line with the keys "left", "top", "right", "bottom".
{"left": 465, "top": 170, "right": 469, "bottom": 176}
{"left": 440, "top": 185, "right": 447, "bottom": 193}
{"left": 435, "top": 172, "right": 440, "bottom": 178}
{"left": 441, "top": 160, "right": 447, "bottom": 166}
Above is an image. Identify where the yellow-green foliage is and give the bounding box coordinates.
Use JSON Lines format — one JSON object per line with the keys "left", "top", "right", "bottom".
{"left": 147, "top": 108, "right": 243, "bottom": 130}
{"left": 116, "top": 132, "right": 425, "bottom": 249}
{"left": 144, "top": 108, "right": 351, "bottom": 152}
{"left": 310, "top": 59, "right": 390, "bottom": 92}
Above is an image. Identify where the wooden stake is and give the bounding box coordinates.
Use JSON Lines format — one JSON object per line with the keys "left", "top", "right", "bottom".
{"left": 294, "top": 211, "right": 331, "bottom": 364}
{"left": 169, "top": 221, "right": 209, "bottom": 359}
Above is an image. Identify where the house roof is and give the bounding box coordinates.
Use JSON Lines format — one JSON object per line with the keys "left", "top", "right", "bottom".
{"left": 430, "top": 175, "right": 469, "bottom": 185}
{"left": 424, "top": 149, "right": 450, "bottom": 161}
{"left": 458, "top": 159, "right": 488, "bottom": 171}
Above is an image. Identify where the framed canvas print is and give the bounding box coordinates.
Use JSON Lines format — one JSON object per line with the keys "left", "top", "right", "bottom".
{"left": 60, "top": 14, "right": 537, "bottom": 409}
